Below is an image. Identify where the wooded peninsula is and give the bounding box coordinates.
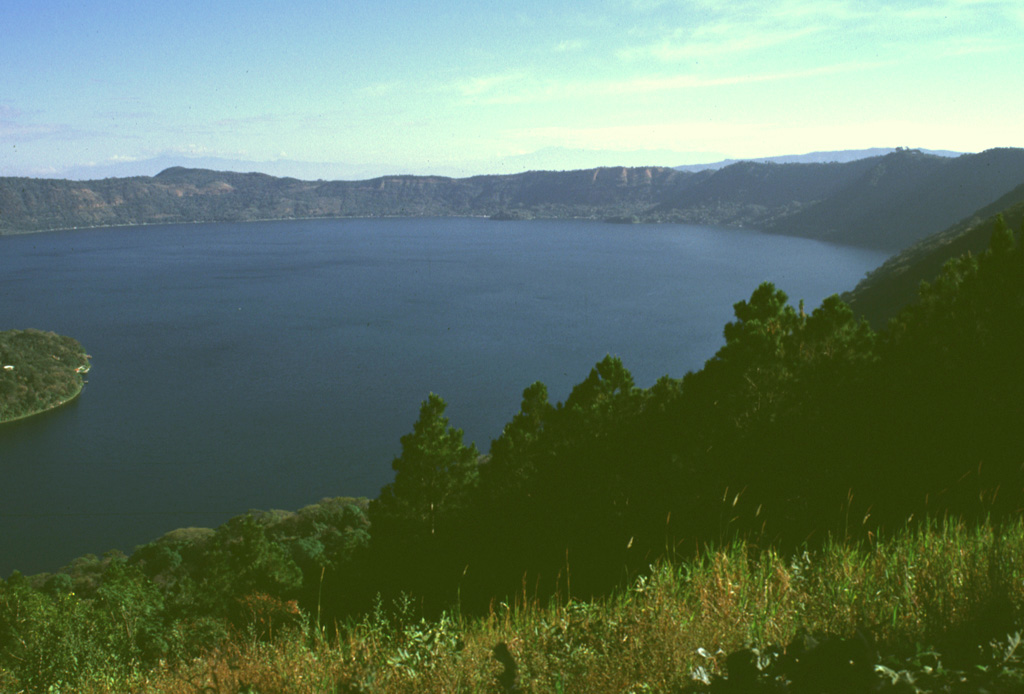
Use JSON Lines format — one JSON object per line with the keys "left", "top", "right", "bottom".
{"left": 0, "top": 329, "right": 90, "bottom": 424}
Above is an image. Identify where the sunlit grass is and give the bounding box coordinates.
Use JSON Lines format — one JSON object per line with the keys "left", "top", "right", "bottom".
{"left": 61, "top": 518, "right": 1024, "bottom": 693}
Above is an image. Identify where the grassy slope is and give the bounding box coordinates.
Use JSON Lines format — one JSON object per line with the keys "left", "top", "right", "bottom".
{"left": 43, "top": 520, "right": 1024, "bottom": 693}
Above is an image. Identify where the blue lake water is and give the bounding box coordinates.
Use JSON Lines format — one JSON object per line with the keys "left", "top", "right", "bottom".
{"left": 0, "top": 218, "right": 888, "bottom": 575}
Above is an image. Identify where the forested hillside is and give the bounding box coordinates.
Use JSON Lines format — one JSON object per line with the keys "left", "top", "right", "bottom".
{"left": 5, "top": 148, "right": 1024, "bottom": 250}
{"left": 846, "top": 182, "right": 1024, "bottom": 325}
{"left": 4, "top": 212, "right": 1024, "bottom": 691}
{"left": 766, "top": 147, "right": 1024, "bottom": 248}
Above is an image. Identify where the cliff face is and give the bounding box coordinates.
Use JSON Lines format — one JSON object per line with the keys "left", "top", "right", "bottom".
{"left": 5, "top": 150, "right": 1024, "bottom": 252}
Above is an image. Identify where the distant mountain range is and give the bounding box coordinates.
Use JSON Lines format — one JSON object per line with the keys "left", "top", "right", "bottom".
{"left": 55, "top": 156, "right": 394, "bottom": 183}
{"left": 47, "top": 147, "right": 719, "bottom": 181}
{"left": 40, "top": 147, "right": 957, "bottom": 181}
{"left": 4, "top": 148, "right": 1024, "bottom": 254}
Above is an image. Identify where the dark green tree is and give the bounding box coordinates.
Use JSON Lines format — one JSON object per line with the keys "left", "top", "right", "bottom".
{"left": 485, "top": 381, "right": 553, "bottom": 497}
{"left": 368, "top": 394, "right": 481, "bottom": 610}
{"left": 370, "top": 393, "right": 480, "bottom": 540}
{"left": 721, "top": 282, "right": 799, "bottom": 363}
{"left": 560, "top": 354, "right": 639, "bottom": 430}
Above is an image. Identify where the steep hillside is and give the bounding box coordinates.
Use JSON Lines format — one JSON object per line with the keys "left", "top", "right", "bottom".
{"left": 844, "top": 182, "right": 1024, "bottom": 325}
{"left": 650, "top": 157, "right": 880, "bottom": 226}
{"left": 767, "top": 148, "right": 1024, "bottom": 249}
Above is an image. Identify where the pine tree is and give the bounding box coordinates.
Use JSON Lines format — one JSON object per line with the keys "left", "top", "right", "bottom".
{"left": 370, "top": 393, "right": 479, "bottom": 539}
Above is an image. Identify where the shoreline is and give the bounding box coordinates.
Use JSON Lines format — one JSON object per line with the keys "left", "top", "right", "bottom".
{"left": 0, "top": 377, "right": 85, "bottom": 426}
{"left": 0, "top": 212, "right": 560, "bottom": 237}
{"left": 0, "top": 214, "right": 898, "bottom": 252}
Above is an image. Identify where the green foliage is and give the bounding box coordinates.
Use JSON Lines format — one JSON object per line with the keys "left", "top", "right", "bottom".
{"left": 92, "top": 555, "right": 169, "bottom": 663}
{"left": 560, "top": 354, "right": 639, "bottom": 430}
{"left": 200, "top": 514, "right": 304, "bottom": 610}
{"left": 7, "top": 520, "right": 1019, "bottom": 693}
{"left": 0, "top": 329, "right": 90, "bottom": 422}
{"left": 367, "top": 394, "right": 481, "bottom": 611}
{"left": 485, "top": 381, "right": 553, "bottom": 496}
{"left": 0, "top": 562, "right": 163, "bottom": 693}
{"left": 371, "top": 393, "right": 480, "bottom": 542}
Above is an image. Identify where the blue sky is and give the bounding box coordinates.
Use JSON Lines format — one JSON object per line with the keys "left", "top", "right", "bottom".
{"left": 2, "top": 0, "right": 1022, "bottom": 179}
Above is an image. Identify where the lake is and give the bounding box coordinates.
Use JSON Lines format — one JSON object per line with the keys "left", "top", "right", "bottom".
{"left": 0, "top": 218, "right": 888, "bottom": 576}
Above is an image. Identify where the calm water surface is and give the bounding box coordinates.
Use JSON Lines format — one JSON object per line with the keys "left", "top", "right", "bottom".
{"left": 0, "top": 218, "right": 888, "bottom": 575}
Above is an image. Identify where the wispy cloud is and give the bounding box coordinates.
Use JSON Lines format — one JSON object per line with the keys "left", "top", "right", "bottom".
{"left": 940, "top": 0, "right": 1021, "bottom": 9}
{"left": 508, "top": 121, "right": 747, "bottom": 150}
{"left": 358, "top": 81, "right": 405, "bottom": 97}
{"left": 452, "top": 73, "right": 527, "bottom": 98}
{"left": 619, "top": 25, "right": 823, "bottom": 62}
{"left": 214, "top": 113, "right": 290, "bottom": 128}
{"left": 626, "top": 0, "right": 675, "bottom": 9}
{"left": 506, "top": 114, "right": 991, "bottom": 161}
{"left": 554, "top": 39, "right": 586, "bottom": 53}
{"left": 162, "top": 144, "right": 252, "bottom": 158}
{"left": 464, "top": 60, "right": 888, "bottom": 106}
{"left": 613, "top": 0, "right": 1018, "bottom": 77}
{"left": 614, "top": 0, "right": 850, "bottom": 66}
{"left": 95, "top": 109, "right": 160, "bottom": 121}
{"left": 938, "top": 35, "right": 1013, "bottom": 56}
{"left": 0, "top": 104, "right": 83, "bottom": 142}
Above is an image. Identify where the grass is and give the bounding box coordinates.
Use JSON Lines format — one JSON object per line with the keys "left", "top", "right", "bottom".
{"left": 47, "top": 517, "right": 1024, "bottom": 694}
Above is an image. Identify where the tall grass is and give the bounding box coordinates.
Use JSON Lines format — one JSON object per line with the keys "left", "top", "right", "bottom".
{"left": 56, "top": 518, "right": 1024, "bottom": 693}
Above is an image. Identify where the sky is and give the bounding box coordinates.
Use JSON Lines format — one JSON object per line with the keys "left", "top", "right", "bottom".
{"left": 2, "top": 0, "right": 1023, "bottom": 180}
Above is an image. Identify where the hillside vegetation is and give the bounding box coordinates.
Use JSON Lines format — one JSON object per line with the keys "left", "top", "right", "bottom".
{"left": 0, "top": 329, "right": 90, "bottom": 423}
{"left": 5, "top": 148, "right": 1024, "bottom": 250}
{"left": 845, "top": 183, "right": 1024, "bottom": 326}
{"left": 3, "top": 211, "right": 1024, "bottom": 691}
{"left": 4, "top": 522, "right": 1024, "bottom": 693}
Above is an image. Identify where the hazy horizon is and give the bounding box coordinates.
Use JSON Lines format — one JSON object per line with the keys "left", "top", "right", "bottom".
{"left": 2, "top": 146, "right": 970, "bottom": 183}
{"left": 3, "top": 1, "right": 1022, "bottom": 180}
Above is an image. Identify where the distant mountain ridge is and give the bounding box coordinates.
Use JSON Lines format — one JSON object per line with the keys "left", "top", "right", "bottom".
{"left": 673, "top": 147, "right": 962, "bottom": 172}
{"left": 764, "top": 148, "right": 1024, "bottom": 247}
{"left": 3, "top": 148, "right": 1024, "bottom": 251}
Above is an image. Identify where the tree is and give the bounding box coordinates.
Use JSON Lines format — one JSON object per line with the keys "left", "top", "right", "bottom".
{"left": 485, "top": 381, "right": 553, "bottom": 496}
{"left": 720, "top": 282, "right": 799, "bottom": 364}
{"left": 370, "top": 393, "right": 479, "bottom": 540}
{"left": 561, "top": 354, "right": 638, "bottom": 428}
{"left": 692, "top": 282, "right": 802, "bottom": 434}
{"left": 368, "top": 394, "right": 481, "bottom": 610}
